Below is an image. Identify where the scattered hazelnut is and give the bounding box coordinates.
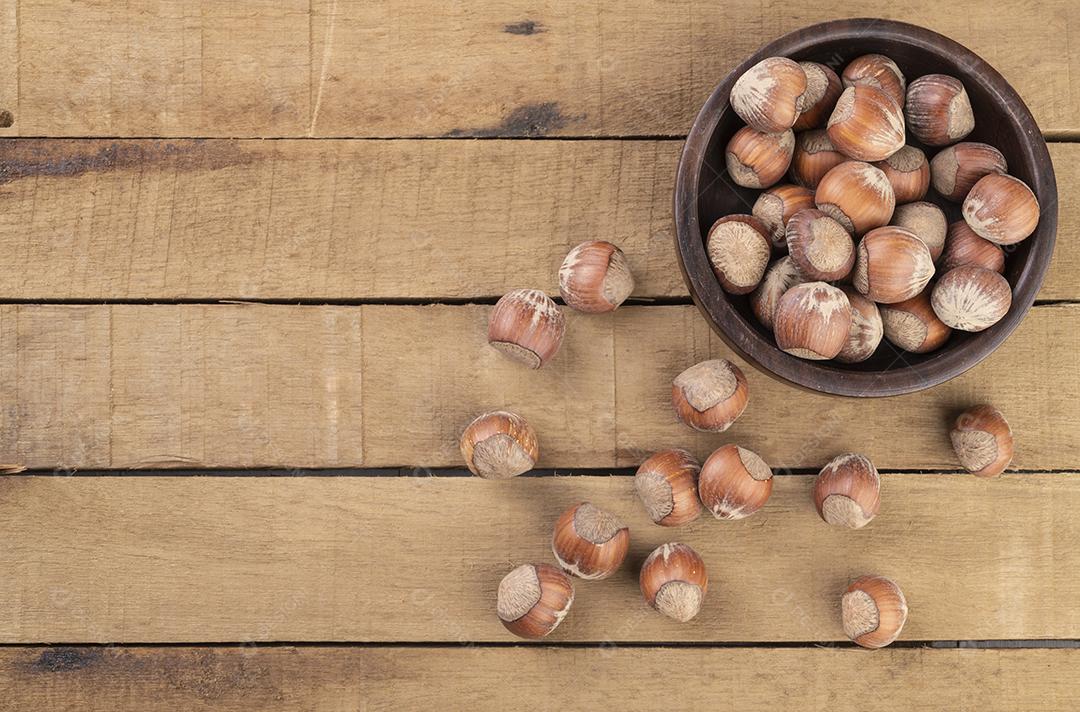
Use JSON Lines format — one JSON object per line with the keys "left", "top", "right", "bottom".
{"left": 842, "top": 575, "right": 908, "bottom": 649}
{"left": 930, "top": 142, "right": 1008, "bottom": 202}
{"left": 639, "top": 543, "right": 709, "bottom": 622}
{"left": 460, "top": 411, "right": 539, "bottom": 479}
{"left": 488, "top": 289, "right": 566, "bottom": 368}
{"left": 790, "top": 130, "right": 847, "bottom": 189}
{"left": 725, "top": 126, "right": 795, "bottom": 189}
{"left": 752, "top": 184, "right": 816, "bottom": 250}
{"left": 853, "top": 227, "right": 935, "bottom": 304}
{"left": 836, "top": 287, "right": 884, "bottom": 364}
{"left": 813, "top": 453, "right": 880, "bottom": 529}
{"left": 698, "top": 444, "right": 774, "bottom": 520}
{"left": 841, "top": 54, "right": 906, "bottom": 108}
{"left": 815, "top": 161, "right": 895, "bottom": 236}
{"left": 891, "top": 201, "right": 947, "bottom": 261}
{"left": 729, "top": 56, "right": 808, "bottom": 133}
{"left": 634, "top": 449, "right": 702, "bottom": 527}
{"left": 785, "top": 208, "right": 855, "bottom": 282}
{"left": 706, "top": 214, "right": 773, "bottom": 294}
{"left": 940, "top": 220, "right": 1005, "bottom": 274}
{"left": 793, "top": 61, "right": 844, "bottom": 130}
{"left": 671, "top": 359, "right": 749, "bottom": 432}
{"left": 950, "top": 405, "right": 1014, "bottom": 478}
{"left": 962, "top": 173, "right": 1040, "bottom": 245}
{"left": 873, "top": 145, "right": 929, "bottom": 203}
{"left": 879, "top": 289, "right": 952, "bottom": 354}
{"left": 930, "top": 265, "right": 1012, "bottom": 332}
{"left": 551, "top": 502, "right": 630, "bottom": 580}
{"left": 905, "top": 74, "right": 974, "bottom": 146}
{"left": 497, "top": 563, "right": 574, "bottom": 639}
{"left": 558, "top": 241, "right": 634, "bottom": 313}
{"left": 774, "top": 281, "right": 853, "bottom": 360}
{"left": 750, "top": 256, "right": 804, "bottom": 331}
{"left": 827, "top": 85, "right": 906, "bottom": 162}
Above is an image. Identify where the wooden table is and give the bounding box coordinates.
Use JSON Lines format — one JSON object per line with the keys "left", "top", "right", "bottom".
{"left": 1, "top": 2, "right": 1078, "bottom": 709}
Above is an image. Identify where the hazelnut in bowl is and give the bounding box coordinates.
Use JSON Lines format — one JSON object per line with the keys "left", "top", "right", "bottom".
{"left": 674, "top": 19, "right": 1057, "bottom": 396}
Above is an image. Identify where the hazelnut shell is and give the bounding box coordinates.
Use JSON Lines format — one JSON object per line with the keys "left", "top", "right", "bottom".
{"left": 497, "top": 563, "right": 575, "bottom": 639}
{"left": 671, "top": 359, "right": 749, "bottom": 433}
{"left": 950, "top": 405, "right": 1014, "bottom": 478}
{"left": 634, "top": 449, "right": 703, "bottom": 527}
{"left": 460, "top": 411, "right": 539, "bottom": 479}
{"left": 639, "top": 543, "right": 709, "bottom": 622}
{"left": 558, "top": 241, "right": 634, "bottom": 313}
{"left": 842, "top": 575, "right": 908, "bottom": 649}
{"left": 813, "top": 453, "right": 881, "bottom": 529}
{"left": 698, "top": 444, "right": 774, "bottom": 520}
{"left": 551, "top": 502, "right": 630, "bottom": 580}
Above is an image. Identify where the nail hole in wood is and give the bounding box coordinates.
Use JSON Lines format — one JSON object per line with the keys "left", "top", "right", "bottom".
{"left": 0, "top": 110, "right": 13, "bottom": 128}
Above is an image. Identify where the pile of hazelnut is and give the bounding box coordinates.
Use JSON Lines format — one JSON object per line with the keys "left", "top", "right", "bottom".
{"left": 464, "top": 246, "right": 1016, "bottom": 647}
{"left": 714, "top": 54, "right": 1040, "bottom": 361}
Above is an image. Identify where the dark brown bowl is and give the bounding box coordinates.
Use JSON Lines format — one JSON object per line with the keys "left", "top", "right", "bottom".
{"left": 674, "top": 19, "right": 1057, "bottom": 397}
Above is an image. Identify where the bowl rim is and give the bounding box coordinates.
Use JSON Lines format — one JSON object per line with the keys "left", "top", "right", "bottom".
{"left": 673, "top": 18, "right": 1058, "bottom": 397}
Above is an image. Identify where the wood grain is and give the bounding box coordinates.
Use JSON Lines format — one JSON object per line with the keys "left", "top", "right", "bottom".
{"left": 2, "top": 646, "right": 1078, "bottom": 711}
{"left": 1, "top": 303, "right": 1078, "bottom": 470}
{"left": 11, "top": 2, "right": 1080, "bottom": 137}
{"left": 0, "top": 139, "right": 1075, "bottom": 300}
{"left": 0, "top": 0, "right": 17, "bottom": 137}
{"left": 0, "top": 474, "right": 1077, "bottom": 642}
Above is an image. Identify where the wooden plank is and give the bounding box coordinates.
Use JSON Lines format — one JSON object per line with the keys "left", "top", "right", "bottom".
{"left": 0, "top": 303, "right": 1078, "bottom": 470}
{"left": 2, "top": 646, "right": 1077, "bottom": 711}
{"left": 0, "top": 474, "right": 1078, "bottom": 642}
{"left": 0, "top": 139, "right": 1075, "bottom": 301}
{"left": 11, "top": 2, "right": 1080, "bottom": 137}
{"left": 0, "top": 0, "right": 17, "bottom": 137}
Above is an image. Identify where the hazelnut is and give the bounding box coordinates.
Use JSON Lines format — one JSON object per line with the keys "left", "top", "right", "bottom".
{"left": 634, "top": 449, "right": 702, "bottom": 527}
{"left": 558, "top": 241, "right": 634, "bottom": 313}
{"left": 815, "top": 161, "right": 895, "bottom": 236}
{"left": 488, "top": 289, "right": 566, "bottom": 368}
{"left": 790, "top": 130, "right": 847, "bottom": 189}
{"left": 706, "top": 214, "right": 773, "bottom": 294}
{"left": 891, "top": 201, "right": 947, "bottom": 262}
{"left": 827, "top": 85, "right": 905, "bottom": 162}
{"left": 841, "top": 54, "right": 906, "bottom": 108}
{"left": 774, "top": 281, "right": 853, "bottom": 360}
{"left": 785, "top": 208, "right": 855, "bottom": 282}
{"left": 497, "top": 563, "right": 574, "bottom": 639}
{"left": 671, "top": 359, "right": 749, "bottom": 433}
{"left": 729, "top": 56, "right": 808, "bottom": 133}
{"left": 950, "top": 405, "right": 1014, "bottom": 478}
{"left": 551, "top": 502, "right": 630, "bottom": 580}
{"left": 962, "top": 173, "right": 1040, "bottom": 245}
{"left": 836, "top": 287, "right": 884, "bottom": 364}
{"left": 905, "top": 74, "right": 974, "bottom": 146}
{"left": 813, "top": 453, "right": 880, "bottom": 529}
{"left": 842, "top": 575, "right": 908, "bottom": 649}
{"left": 873, "top": 145, "right": 929, "bottom": 204}
{"left": 853, "top": 227, "right": 935, "bottom": 304}
{"left": 752, "top": 184, "right": 816, "bottom": 250}
{"left": 639, "top": 543, "right": 708, "bottom": 622}
{"left": 460, "top": 411, "right": 539, "bottom": 479}
{"left": 750, "top": 256, "right": 804, "bottom": 331}
{"left": 793, "top": 61, "right": 843, "bottom": 130}
{"left": 879, "top": 289, "right": 952, "bottom": 354}
{"left": 930, "top": 142, "right": 1008, "bottom": 202}
{"left": 698, "top": 444, "right": 773, "bottom": 520}
{"left": 930, "top": 265, "right": 1012, "bottom": 332}
{"left": 725, "top": 126, "right": 795, "bottom": 189}
{"left": 940, "top": 220, "right": 1005, "bottom": 274}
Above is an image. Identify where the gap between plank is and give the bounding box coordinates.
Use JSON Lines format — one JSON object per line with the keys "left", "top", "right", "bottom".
{"left": 0, "top": 640, "right": 1076, "bottom": 649}
{"left": 8, "top": 467, "right": 1076, "bottom": 478}
{"left": 2, "top": 134, "right": 1080, "bottom": 142}
{"left": 0, "top": 298, "right": 1072, "bottom": 308}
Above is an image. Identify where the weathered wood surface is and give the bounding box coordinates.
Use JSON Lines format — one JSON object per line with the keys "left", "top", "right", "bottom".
{"left": 0, "top": 474, "right": 1077, "bottom": 643}
{"left": 0, "top": 139, "right": 1074, "bottom": 300}
{"left": 0, "top": 303, "right": 1076, "bottom": 470}
{"left": 6, "top": 2, "right": 1079, "bottom": 137}
{"left": 2, "top": 646, "right": 1078, "bottom": 711}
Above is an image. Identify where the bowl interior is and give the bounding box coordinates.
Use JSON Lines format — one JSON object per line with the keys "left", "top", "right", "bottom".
{"left": 676, "top": 19, "right": 1057, "bottom": 396}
